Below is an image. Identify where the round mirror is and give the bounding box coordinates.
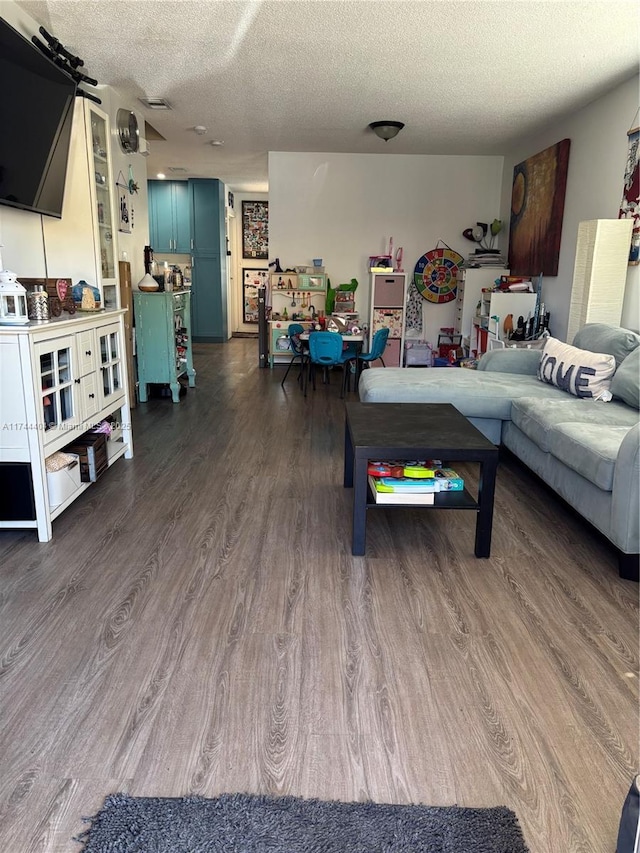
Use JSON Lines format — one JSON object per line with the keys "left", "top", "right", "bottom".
{"left": 117, "top": 109, "right": 139, "bottom": 153}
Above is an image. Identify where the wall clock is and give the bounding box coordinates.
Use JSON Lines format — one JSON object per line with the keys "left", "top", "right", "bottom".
{"left": 116, "top": 109, "right": 139, "bottom": 154}
{"left": 413, "top": 246, "right": 463, "bottom": 304}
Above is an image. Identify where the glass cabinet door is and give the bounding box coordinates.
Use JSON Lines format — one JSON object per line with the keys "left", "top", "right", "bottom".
{"left": 98, "top": 323, "right": 123, "bottom": 405}
{"left": 35, "top": 338, "right": 77, "bottom": 435}
{"left": 88, "top": 105, "right": 118, "bottom": 308}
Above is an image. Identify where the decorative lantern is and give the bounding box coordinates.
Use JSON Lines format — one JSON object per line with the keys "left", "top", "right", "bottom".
{"left": 0, "top": 270, "right": 29, "bottom": 324}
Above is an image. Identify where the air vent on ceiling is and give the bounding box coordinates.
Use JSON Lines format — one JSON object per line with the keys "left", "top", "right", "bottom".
{"left": 139, "top": 97, "right": 172, "bottom": 110}
{"left": 168, "top": 167, "right": 188, "bottom": 173}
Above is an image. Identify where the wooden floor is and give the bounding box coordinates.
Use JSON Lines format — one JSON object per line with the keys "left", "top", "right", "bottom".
{"left": 0, "top": 338, "right": 637, "bottom": 852}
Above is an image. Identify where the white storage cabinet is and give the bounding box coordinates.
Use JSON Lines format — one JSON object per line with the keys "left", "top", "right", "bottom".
{"left": 368, "top": 273, "right": 408, "bottom": 367}
{"left": 454, "top": 268, "right": 508, "bottom": 353}
{"left": 0, "top": 311, "right": 133, "bottom": 541}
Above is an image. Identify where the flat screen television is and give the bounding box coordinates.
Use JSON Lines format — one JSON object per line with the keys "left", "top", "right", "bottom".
{"left": 0, "top": 17, "right": 77, "bottom": 218}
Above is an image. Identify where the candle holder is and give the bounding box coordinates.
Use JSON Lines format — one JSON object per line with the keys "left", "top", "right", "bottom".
{"left": 0, "top": 270, "right": 29, "bottom": 324}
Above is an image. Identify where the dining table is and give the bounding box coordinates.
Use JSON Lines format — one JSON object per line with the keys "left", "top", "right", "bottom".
{"left": 298, "top": 330, "right": 368, "bottom": 395}
{"left": 298, "top": 331, "right": 366, "bottom": 344}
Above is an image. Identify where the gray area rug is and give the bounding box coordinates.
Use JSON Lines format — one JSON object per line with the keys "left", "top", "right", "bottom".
{"left": 76, "top": 792, "right": 530, "bottom": 852}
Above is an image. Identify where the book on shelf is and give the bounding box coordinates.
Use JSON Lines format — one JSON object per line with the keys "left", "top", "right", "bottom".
{"left": 434, "top": 468, "right": 464, "bottom": 491}
{"left": 378, "top": 477, "right": 439, "bottom": 493}
{"left": 466, "top": 254, "right": 507, "bottom": 267}
{"left": 368, "top": 476, "right": 435, "bottom": 505}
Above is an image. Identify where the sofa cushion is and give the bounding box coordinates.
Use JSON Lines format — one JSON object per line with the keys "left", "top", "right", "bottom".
{"left": 358, "top": 368, "right": 572, "bottom": 420}
{"left": 537, "top": 337, "right": 616, "bottom": 399}
{"left": 611, "top": 347, "right": 640, "bottom": 409}
{"left": 548, "top": 424, "right": 633, "bottom": 491}
{"left": 478, "top": 348, "right": 541, "bottom": 375}
{"left": 572, "top": 323, "right": 640, "bottom": 367}
{"left": 511, "top": 396, "right": 639, "bottom": 452}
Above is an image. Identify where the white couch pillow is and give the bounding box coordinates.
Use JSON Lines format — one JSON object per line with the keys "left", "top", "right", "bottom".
{"left": 537, "top": 337, "right": 616, "bottom": 399}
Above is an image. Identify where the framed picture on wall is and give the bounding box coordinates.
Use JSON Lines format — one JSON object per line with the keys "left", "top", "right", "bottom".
{"left": 243, "top": 268, "right": 268, "bottom": 323}
{"left": 508, "top": 139, "right": 571, "bottom": 276}
{"left": 242, "top": 200, "right": 269, "bottom": 259}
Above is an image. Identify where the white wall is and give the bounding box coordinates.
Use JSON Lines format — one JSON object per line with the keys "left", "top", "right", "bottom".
{"left": 0, "top": 1, "right": 148, "bottom": 292}
{"left": 500, "top": 75, "right": 640, "bottom": 339}
{"left": 269, "top": 152, "right": 504, "bottom": 346}
{"left": 99, "top": 87, "right": 149, "bottom": 288}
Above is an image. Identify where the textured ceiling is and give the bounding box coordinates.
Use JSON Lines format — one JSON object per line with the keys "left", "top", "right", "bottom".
{"left": 13, "top": 0, "right": 640, "bottom": 191}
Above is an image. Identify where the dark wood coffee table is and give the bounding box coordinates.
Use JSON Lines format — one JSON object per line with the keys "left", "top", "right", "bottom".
{"left": 343, "top": 402, "right": 499, "bottom": 556}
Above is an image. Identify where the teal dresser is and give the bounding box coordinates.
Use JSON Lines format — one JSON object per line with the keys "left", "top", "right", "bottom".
{"left": 133, "top": 290, "right": 196, "bottom": 403}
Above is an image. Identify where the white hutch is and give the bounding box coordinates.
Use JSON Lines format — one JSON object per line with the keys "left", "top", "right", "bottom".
{"left": 0, "top": 100, "right": 134, "bottom": 541}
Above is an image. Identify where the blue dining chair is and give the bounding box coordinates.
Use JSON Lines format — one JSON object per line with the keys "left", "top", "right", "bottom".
{"left": 280, "top": 323, "right": 308, "bottom": 388}
{"left": 304, "top": 331, "right": 353, "bottom": 398}
{"left": 356, "top": 327, "right": 390, "bottom": 381}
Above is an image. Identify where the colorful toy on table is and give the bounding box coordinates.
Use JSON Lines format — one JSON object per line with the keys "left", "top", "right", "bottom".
{"left": 367, "top": 461, "right": 405, "bottom": 478}
{"left": 403, "top": 462, "right": 436, "bottom": 479}
{"left": 367, "top": 460, "right": 439, "bottom": 479}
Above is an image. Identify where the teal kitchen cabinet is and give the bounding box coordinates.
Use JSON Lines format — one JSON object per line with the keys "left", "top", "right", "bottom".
{"left": 146, "top": 178, "right": 228, "bottom": 343}
{"left": 189, "top": 179, "right": 228, "bottom": 342}
{"left": 148, "top": 180, "right": 190, "bottom": 253}
{"left": 190, "top": 178, "right": 223, "bottom": 255}
{"left": 133, "top": 290, "right": 196, "bottom": 403}
{"left": 191, "top": 254, "right": 227, "bottom": 343}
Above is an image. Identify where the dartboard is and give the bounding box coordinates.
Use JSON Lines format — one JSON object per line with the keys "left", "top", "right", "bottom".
{"left": 413, "top": 247, "right": 464, "bottom": 304}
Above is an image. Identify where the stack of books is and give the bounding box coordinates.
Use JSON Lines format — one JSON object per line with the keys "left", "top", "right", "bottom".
{"left": 466, "top": 253, "right": 507, "bottom": 268}
{"left": 369, "top": 254, "right": 394, "bottom": 272}
{"left": 367, "top": 461, "right": 464, "bottom": 504}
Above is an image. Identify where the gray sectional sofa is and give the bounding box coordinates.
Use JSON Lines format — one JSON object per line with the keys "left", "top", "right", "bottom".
{"left": 358, "top": 324, "right": 640, "bottom": 580}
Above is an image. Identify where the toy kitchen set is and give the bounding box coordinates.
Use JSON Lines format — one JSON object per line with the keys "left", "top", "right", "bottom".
{"left": 267, "top": 260, "right": 361, "bottom": 368}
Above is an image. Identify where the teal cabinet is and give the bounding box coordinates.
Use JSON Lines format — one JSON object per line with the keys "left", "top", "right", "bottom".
{"left": 147, "top": 178, "right": 228, "bottom": 343}
{"left": 189, "top": 179, "right": 227, "bottom": 342}
{"left": 148, "top": 180, "right": 190, "bottom": 253}
{"left": 191, "top": 254, "right": 227, "bottom": 342}
{"left": 133, "top": 290, "right": 196, "bottom": 403}
{"left": 190, "top": 179, "right": 223, "bottom": 254}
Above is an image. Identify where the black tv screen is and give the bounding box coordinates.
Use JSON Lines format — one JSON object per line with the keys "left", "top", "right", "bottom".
{"left": 0, "top": 17, "right": 76, "bottom": 218}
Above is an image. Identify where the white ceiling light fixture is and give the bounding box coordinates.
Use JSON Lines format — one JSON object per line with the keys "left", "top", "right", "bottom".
{"left": 156, "top": 172, "right": 166, "bottom": 179}
{"left": 139, "top": 97, "right": 172, "bottom": 110}
{"left": 209, "top": 140, "right": 224, "bottom": 147}
{"left": 194, "top": 125, "right": 207, "bottom": 135}
{"left": 369, "top": 121, "right": 405, "bottom": 142}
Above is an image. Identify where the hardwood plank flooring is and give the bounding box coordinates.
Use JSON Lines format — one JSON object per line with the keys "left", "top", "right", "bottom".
{"left": 0, "top": 338, "right": 637, "bottom": 852}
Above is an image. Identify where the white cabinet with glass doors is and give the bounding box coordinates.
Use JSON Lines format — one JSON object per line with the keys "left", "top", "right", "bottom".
{"left": 87, "top": 104, "right": 119, "bottom": 310}
{"left": 41, "top": 100, "right": 121, "bottom": 309}
{"left": 0, "top": 311, "right": 133, "bottom": 542}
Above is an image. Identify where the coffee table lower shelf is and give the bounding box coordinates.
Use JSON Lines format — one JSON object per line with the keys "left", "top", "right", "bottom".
{"left": 367, "top": 486, "right": 478, "bottom": 511}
